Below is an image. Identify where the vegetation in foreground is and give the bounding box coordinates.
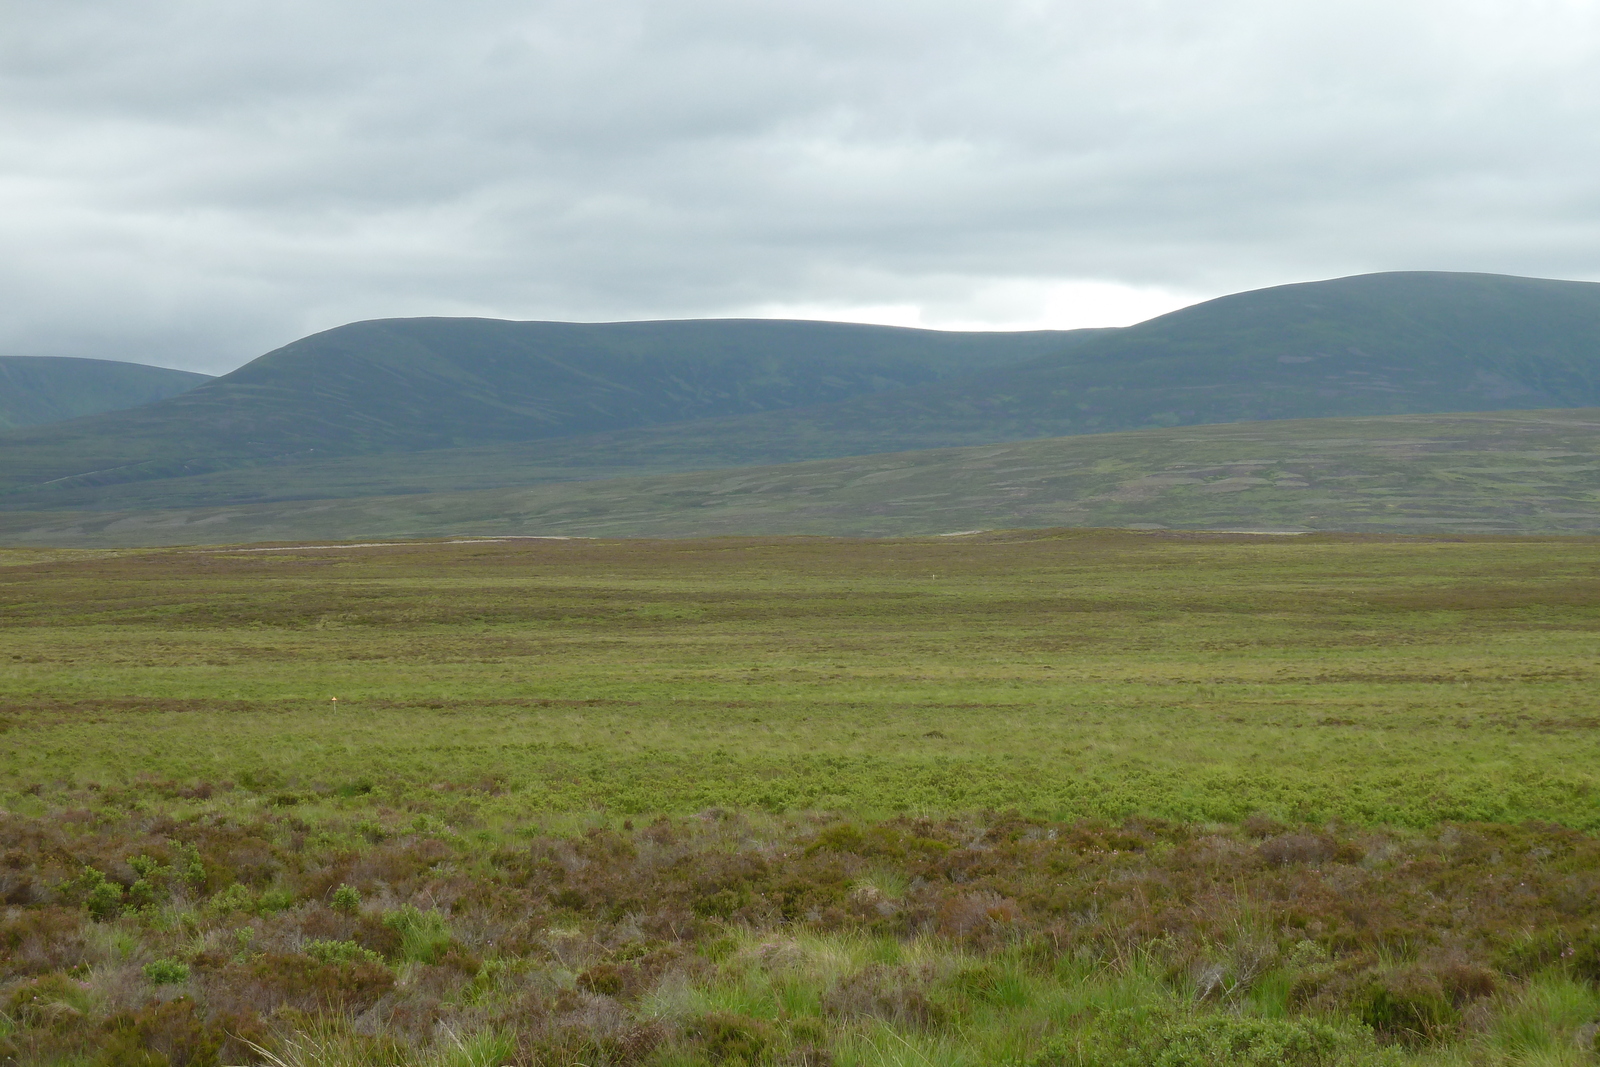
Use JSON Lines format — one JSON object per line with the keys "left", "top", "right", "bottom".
{"left": 2, "top": 529, "right": 1599, "bottom": 1063}
{"left": 4, "top": 805, "right": 1600, "bottom": 1066}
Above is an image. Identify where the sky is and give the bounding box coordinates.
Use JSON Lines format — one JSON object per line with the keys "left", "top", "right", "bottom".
{"left": 3, "top": 0, "right": 1599, "bottom": 374}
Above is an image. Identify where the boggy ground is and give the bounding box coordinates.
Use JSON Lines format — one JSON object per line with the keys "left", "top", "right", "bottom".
{"left": 2, "top": 530, "right": 1600, "bottom": 1063}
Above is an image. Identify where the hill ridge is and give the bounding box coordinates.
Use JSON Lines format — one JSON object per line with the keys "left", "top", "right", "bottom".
{"left": 0, "top": 356, "right": 211, "bottom": 431}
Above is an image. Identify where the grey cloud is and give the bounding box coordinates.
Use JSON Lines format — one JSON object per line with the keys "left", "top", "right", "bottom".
{"left": 2, "top": 0, "right": 1599, "bottom": 371}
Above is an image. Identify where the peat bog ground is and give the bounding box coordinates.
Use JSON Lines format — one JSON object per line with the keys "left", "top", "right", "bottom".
{"left": 2, "top": 529, "right": 1599, "bottom": 1065}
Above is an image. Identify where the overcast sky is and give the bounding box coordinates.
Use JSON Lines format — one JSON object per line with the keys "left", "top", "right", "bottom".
{"left": 3, "top": 0, "right": 1599, "bottom": 373}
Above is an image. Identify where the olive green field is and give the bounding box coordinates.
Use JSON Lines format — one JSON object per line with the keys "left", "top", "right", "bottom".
{"left": 3, "top": 530, "right": 1600, "bottom": 1066}
{"left": 4, "top": 529, "right": 1599, "bottom": 826}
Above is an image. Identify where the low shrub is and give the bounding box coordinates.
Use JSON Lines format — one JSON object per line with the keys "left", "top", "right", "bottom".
{"left": 143, "top": 958, "right": 191, "bottom": 985}
{"left": 76, "top": 867, "right": 124, "bottom": 921}
{"left": 1034, "top": 1012, "right": 1355, "bottom": 1067}
{"left": 329, "top": 883, "right": 361, "bottom": 913}
{"left": 301, "top": 939, "right": 384, "bottom": 966}
{"left": 1360, "top": 971, "right": 1458, "bottom": 1045}
{"left": 685, "top": 1012, "right": 774, "bottom": 1065}
{"left": 98, "top": 997, "right": 220, "bottom": 1067}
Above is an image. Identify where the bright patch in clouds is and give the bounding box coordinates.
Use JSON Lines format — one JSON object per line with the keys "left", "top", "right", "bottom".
{"left": 3, "top": 0, "right": 1600, "bottom": 371}
{"left": 749, "top": 279, "right": 1203, "bottom": 332}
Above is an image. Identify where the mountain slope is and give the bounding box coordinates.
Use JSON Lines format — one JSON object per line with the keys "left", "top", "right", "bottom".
{"left": 5, "top": 270, "right": 1600, "bottom": 518}
{"left": 5, "top": 407, "right": 1600, "bottom": 547}
{"left": 0, "top": 356, "right": 210, "bottom": 430}
{"left": 810, "top": 270, "right": 1600, "bottom": 440}
{"left": 0, "top": 318, "right": 1093, "bottom": 495}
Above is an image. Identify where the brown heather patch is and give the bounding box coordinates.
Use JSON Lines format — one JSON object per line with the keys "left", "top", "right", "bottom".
{"left": 0, "top": 806, "right": 1596, "bottom": 1061}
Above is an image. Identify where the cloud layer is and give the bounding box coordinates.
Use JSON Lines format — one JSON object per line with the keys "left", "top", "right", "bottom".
{"left": 3, "top": 0, "right": 1599, "bottom": 371}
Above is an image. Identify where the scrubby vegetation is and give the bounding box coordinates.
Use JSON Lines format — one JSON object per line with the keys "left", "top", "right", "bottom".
{"left": 3, "top": 807, "right": 1600, "bottom": 1065}
{"left": 2, "top": 530, "right": 1599, "bottom": 1062}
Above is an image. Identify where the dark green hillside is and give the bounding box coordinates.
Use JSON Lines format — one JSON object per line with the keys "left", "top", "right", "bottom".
{"left": 0, "top": 356, "right": 210, "bottom": 430}
{"left": 5, "top": 271, "right": 1600, "bottom": 520}
{"left": 813, "top": 270, "right": 1600, "bottom": 440}
{"left": 0, "top": 318, "right": 1091, "bottom": 496}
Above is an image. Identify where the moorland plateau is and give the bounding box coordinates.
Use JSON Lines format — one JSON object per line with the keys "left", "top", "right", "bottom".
{"left": 2, "top": 532, "right": 1600, "bottom": 1064}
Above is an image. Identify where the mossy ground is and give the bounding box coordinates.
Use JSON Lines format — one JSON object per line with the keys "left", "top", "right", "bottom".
{"left": 2, "top": 530, "right": 1599, "bottom": 1064}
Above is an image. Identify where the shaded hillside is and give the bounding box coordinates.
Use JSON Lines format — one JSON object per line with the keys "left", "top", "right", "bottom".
{"left": 7, "top": 407, "right": 1600, "bottom": 546}
{"left": 6, "top": 271, "right": 1593, "bottom": 521}
{"left": 0, "top": 356, "right": 210, "bottom": 430}
{"left": 0, "top": 318, "right": 1091, "bottom": 495}
{"left": 815, "top": 270, "right": 1600, "bottom": 439}
{"left": 8, "top": 271, "right": 1600, "bottom": 518}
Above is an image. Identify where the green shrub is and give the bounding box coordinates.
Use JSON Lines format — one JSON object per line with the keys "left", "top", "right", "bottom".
{"left": 303, "top": 939, "right": 384, "bottom": 966}
{"left": 207, "top": 883, "right": 254, "bottom": 915}
{"left": 173, "top": 842, "right": 206, "bottom": 886}
{"left": 1034, "top": 1012, "right": 1350, "bottom": 1067}
{"left": 142, "top": 958, "right": 190, "bottom": 985}
{"left": 577, "top": 962, "right": 627, "bottom": 996}
{"left": 330, "top": 883, "right": 361, "bottom": 913}
{"left": 1143, "top": 1016, "right": 1346, "bottom": 1067}
{"left": 128, "top": 855, "right": 165, "bottom": 880}
{"left": 255, "top": 887, "right": 297, "bottom": 914}
{"left": 79, "top": 868, "right": 124, "bottom": 921}
{"left": 126, "top": 878, "right": 157, "bottom": 910}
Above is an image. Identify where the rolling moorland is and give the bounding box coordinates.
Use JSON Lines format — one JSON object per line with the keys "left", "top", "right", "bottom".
{"left": 5, "top": 271, "right": 1600, "bottom": 533}
{"left": 0, "top": 319, "right": 1095, "bottom": 500}
{"left": 0, "top": 358, "right": 210, "bottom": 433}
{"left": 4, "top": 407, "right": 1600, "bottom": 546}
{"left": 5, "top": 272, "right": 1600, "bottom": 1065}
{"left": 2, "top": 532, "right": 1600, "bottom": 1065}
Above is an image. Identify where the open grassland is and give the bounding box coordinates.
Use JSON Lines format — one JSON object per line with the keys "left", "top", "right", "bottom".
{"left": 4, "top": 530, "right": 1600, "bottom": 826}
{"left": 2, "top": 531, "right": 1600, "bottom": 1065}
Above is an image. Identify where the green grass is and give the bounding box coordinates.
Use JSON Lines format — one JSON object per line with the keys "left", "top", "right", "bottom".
{"left": 3, "top": 529, "right": 1599, "bottom": 825}
{"left": 5, "top": 530, "right": 1600, "bottom": 1064}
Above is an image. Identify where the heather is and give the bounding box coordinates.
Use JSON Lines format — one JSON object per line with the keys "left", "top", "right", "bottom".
{"left": 2, "top": 530, "right": 1599, "bottom": 1063}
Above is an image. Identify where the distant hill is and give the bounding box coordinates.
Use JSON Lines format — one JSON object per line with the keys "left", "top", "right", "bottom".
{"left": 5, "top": 407, "right": 1600, "bottom": 546}
{"left": 0, "top": 318, "right": 1093, "bottom": 497}
{"left": 0, "top": 356, "right": 210, "bottom": 431}
{"left": 789, "top": 270, "right": 1600, "bottom": 441}
{"left": 4, "top": 270, "right": 1600, "bottom": 519}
